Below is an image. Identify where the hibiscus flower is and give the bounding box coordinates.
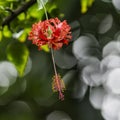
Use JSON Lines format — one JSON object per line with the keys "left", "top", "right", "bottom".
{"left": 28, "top": 17, "right": 72, "bottom": 50}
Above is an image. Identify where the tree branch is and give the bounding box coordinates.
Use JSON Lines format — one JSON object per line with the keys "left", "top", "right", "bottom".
{"left": 2, "top": 0, "right": 36, "bottom": 27}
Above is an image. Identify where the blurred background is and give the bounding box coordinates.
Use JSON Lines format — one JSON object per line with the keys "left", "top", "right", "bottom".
{"left": 1, "top": 0, "right": 120, "bottom": 120}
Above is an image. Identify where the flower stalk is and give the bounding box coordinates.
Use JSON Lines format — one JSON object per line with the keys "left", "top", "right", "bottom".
{"left": 51, "top": 48, "right": 65, "bottom": 100}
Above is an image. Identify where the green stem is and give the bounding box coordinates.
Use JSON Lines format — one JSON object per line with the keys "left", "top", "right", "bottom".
{"left": 51, "top": 48, "right": 58, "bottom": 76}
{"left": 40, "top": 0, "right": 57, "bottom": 76}
{"left": 40, "top": 0, "right": 48, "bottom": 20}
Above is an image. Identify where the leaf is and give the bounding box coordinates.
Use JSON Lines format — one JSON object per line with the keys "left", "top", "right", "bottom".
{"left": 6, "top": 42, "right": 29, "bottom": 77}
{"left": 3, "top": 26, "right": 12, "bottom": 38}
{"left": 37, "top": 0, "right": 48, "bottom": 10}
{"left": 28, "top": 4, "right": 44, "bottom": 19}
{"left": 17, "top": 13, "right": 25, "bottom": 21}
{"left": 0, "top": 30, "right": 2, "bottom": 41}
{"left": 41, "top": 44, "right": 50, "bottom": 52}
{"left": 81, "top": 0, "right": 88, "bottom": 13}
{"left": 81, "top": 0, "right": 94, "bottom": 13}
{"left": 18, "top": 28, "right": 31, "bottom": 42}
{"left": 88, "top": 0, "right": 94, "bottom": 7}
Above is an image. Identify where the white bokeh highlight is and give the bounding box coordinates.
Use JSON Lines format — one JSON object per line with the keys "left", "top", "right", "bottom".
{"left": 0, "top": 61, "right": 18, "bottom": 95}
{"left": 73, "top": 35, "right": 99, "bottom": 60}
{"left": 98, "top": 14, "right": 113, "bottom": 34}
{"left": 72, "top": 29, "right": 120, "bottom": 120}
{"left": 101, "top": 94, "right": 120, "bottom": 120}
{"left": 46, "top": 111, "right": 72, "bottom": 120}
{"left": 81, "top": 62, "right": 104, "bottom": 86}
{"left": 0, "top": 61, "right": 18, "bottom": 85}
{"left": 24, "top": 57, "right": 32, "bottom": 76}
{"left": 105, "top": 68, "right": 120, "bottom": 94}
{"left": 102, "top": 41, "right": 120, "bottom": 57}
{"left": 89, "top": 87, "right": 106, "bottom": 109}
{"left": 73, "top": 80, "right": 88, "bottom": 100}
{"left": 112, "top": 0, "right": 120, "bottom": 11}
{"left": 100, "top": 55, "right": 120, "bottom": 71}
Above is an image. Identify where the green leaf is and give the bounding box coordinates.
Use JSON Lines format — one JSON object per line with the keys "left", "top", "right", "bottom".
{"left": 18, "top": 28, "right": 31, "bottom": 42}
{"left": 37, "top": 0, "right": 48, "bottom": 10}
{"left": 6, "top": 42, "right": 29, "bottom": 77}
{"left": 81, "top": 0, "right": 94, "bottom": 13}
{"left": 0, "top": 30, "right": 2, "bottom": 41}
{"left": 28, "top": 3, "right": 44, "bottom": 19}
{"left": 3, "top": 26, "right": 12, "bottom": 38}
{"left": 41, "top": 44, "right": 50, "bottom": 52}
{"left": 17, "top": 13, "right": 26, "bottom": 21}
{"left": 88, "top": 0, "right": 94, "bottom": 6}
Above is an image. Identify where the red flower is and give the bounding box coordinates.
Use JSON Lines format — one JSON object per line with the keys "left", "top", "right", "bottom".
{"left": 28, "top": 17, "right": 72, "bottom": 50}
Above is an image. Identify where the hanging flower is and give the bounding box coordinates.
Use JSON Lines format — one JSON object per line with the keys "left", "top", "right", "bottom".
{"left": 28, "top": 17, "right": 72, "bottom": 50}
{"left": 28, "top": 17, "right": 72, "bottom": 100}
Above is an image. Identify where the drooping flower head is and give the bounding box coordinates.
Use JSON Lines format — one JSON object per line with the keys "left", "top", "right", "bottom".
{"left": 28, "top": 17, "right": 71, "bottom": 100}
{"left": 28, "top": 17, "right": 72, "bottom": 50}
